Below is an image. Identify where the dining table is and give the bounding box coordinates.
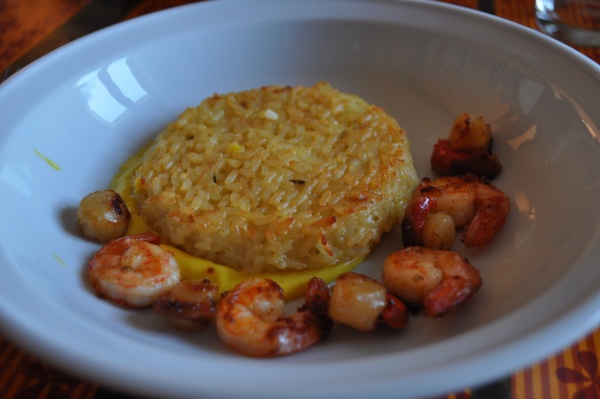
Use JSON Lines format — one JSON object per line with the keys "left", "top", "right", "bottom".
{"left": 2, "top": 0, "right": 600, "bottom": 398}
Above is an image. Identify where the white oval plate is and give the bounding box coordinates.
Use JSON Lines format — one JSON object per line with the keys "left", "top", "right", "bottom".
{"left": 2, "top": 0, "right": 600, "bottom": 398}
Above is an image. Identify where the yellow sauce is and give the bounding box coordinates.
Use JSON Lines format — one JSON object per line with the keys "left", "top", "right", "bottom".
{"left": 110, "top": 145, "right": 363, "bottom": 300}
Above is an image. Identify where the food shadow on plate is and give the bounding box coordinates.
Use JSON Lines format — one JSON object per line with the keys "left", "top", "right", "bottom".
{"left": 58, "top": 205, "right": 83, "bottom": 239}
{"left": 124, "top": 307, "right": 228, "bottom": 354}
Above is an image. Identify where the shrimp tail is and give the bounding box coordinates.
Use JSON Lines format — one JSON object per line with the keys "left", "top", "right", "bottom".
{"left": 379, "top": 292, "right": 409, "bottom": 329}
{"left": 270, "top": 277, "right": 332, "bottom": 355}
{"left": 463, "top": 194, "right": 510, "bottom": 247}
{"left": 423, "top": 276, "right": 480, "bottom": 317}
{"left": 298, "top": 277, "right": 334, "bottom": 338}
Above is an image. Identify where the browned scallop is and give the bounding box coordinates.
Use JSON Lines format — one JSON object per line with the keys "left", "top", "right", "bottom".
{"left": 430, "top": 113, "right": 502, "bottom": 179}
{"left": 328, "top": 272, "right": 387, "bottom": 332}
{"left": 77, "top": 189, "right": 131, "bottom": 242}
{"left": 153, "top": 279, "right": 219, "bottom": 331}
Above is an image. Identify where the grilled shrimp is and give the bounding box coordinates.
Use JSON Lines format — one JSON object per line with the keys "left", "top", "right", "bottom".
{"left": 431, "top": 113, "right": 502, "bottom": 179}
{"left": 383, "top": 246, "right": 481, "bottom": 317}
{"left": 88, "top": 233, "right": 181, "bottom": 307}
{"left": 328, "top": 272, "right": 408, "bottom": 331}
{"left": 154, "top": 279, "right": 219, "bottom": 331}
{"left": 401, "top": 174, "right": 509, "bottom": 249}
{"left": 215, "top": 277, "right": 332, "bottom": 357}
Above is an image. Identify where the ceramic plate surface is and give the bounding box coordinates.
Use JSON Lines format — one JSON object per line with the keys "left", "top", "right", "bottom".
{"left": 2, "top": 0, "right": 600, "bottom": 398}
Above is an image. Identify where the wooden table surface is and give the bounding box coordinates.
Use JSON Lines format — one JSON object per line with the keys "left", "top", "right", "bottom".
{"left": 1, "top": 1, "right": 600, "bottom": 398}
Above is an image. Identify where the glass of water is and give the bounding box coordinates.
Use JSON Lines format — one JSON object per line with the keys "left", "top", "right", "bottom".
{"left": 535, "top": 0, "right": 600, "bottom": 46}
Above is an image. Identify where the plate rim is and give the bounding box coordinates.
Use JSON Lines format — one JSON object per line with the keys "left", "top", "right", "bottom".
{"left": 2, "top": 0, "right": 600, "bottom": 398}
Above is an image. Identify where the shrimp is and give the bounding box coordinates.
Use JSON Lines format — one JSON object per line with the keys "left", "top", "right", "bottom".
{"left": 328, "top": 272, "right": 408, "bottom": 332}
{"left": 215, "top": 277, "right": 332, "bottom": 357}
{"left": 431, "top": 113, "right": 502, "bottom": 179}
{"left": 401, "top": 174, "right": 509, "bottom": 249}
{"left": 380, "top": 292, "right": 409, "bottom": 329}
{"left": 88, "top": 233, "right": 181, "bottom": 308}
{"left": 153, "top": 279, "right": 219, "bottom": 331}
{"left": 382, "top": 246, "right": 482, "bottom": 317}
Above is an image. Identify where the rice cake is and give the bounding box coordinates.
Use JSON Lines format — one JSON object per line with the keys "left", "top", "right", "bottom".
{"left": 132, "top": 82, "right": 418, "bottom": 273}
